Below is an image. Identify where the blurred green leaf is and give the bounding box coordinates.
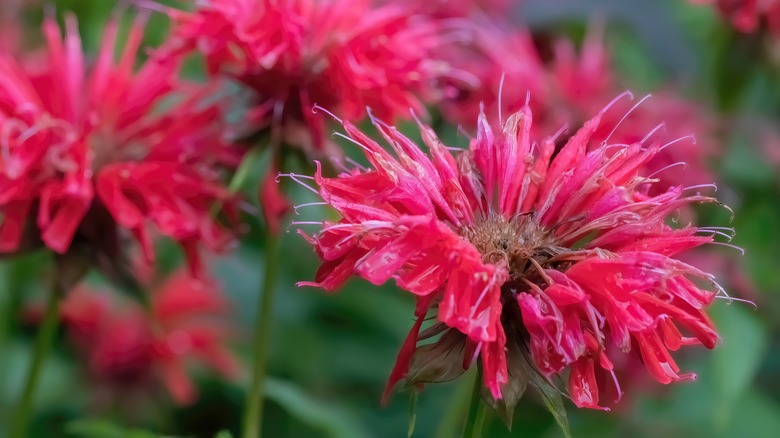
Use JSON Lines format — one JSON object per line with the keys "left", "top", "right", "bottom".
{"left": 611, "top": 30, "right": 664, "bottom": 90}
{"left": 529, "top": 374, "right": 571, "bottom": 438}
{"left": 407, "top": 390, "right": 418, "bottom": 438}
{"left": 711, "top": 304, "right": 768, "bottom": 430}
{"left": 0, "top": 341, "right": 75, "bottom": 412}
{"left": 711, "top": 30, "right": 762, "bottom": 110}
{"left": 265, "top": 377, "right": 371, "bottom": 438}
{"left": 721, "top": 139, "right": 776, "bottom": 188}
{"left": 723, "top": 389, "right": 780, "bottom": 438}
{"left": 214, "top": 431, "right": 235, "bottom": 438}
{"left": 67, "top": 419, "right": 162, "bottom": 438}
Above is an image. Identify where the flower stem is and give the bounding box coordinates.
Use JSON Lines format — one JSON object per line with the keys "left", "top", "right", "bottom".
{"left": 9, "top": 277, "right": 62, "bottom": 438}
{"left": 433, "top": 371, "right": 476, "bottom": 438}
{"left": 241, "top": 232, "right": 280, "bottom": 438}
{"left": 462, "top": 372, "right": 488, "bottom": 438}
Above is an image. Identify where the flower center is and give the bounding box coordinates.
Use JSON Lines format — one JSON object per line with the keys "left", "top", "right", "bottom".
{"left": 460, "top": 214, "right": 561, "bottom": 280}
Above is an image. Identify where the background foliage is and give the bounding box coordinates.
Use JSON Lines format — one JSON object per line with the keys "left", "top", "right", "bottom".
{"left": 1, "top": 0, "right": 780, "bottom": 437}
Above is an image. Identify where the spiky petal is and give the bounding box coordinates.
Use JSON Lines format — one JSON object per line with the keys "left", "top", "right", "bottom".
{"left": 298, "top": 99, "right": 724, "bottom": 411}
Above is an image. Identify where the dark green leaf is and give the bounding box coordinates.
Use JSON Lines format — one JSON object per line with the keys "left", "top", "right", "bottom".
{"left": 529, "top": 373, "right": 571, "bottom": 438}
{"left": 264, "top": 377, "right": 371, "bottom": 438}
{"left": 66, "top": 419, "right": 160, "bottom": 438}
{"left": 711, "top": 304, "right": 768, "bottom": 430}
{"left": 479, "top": 341, "right": 531, "bottom": 429}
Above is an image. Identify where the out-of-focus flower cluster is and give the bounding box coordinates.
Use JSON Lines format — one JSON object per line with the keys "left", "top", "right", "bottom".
{"left": 0, "top": 0, "right": 748, "bottom": 430}
{"left": 25, "top": 269, "right": 241, "bottom": 405}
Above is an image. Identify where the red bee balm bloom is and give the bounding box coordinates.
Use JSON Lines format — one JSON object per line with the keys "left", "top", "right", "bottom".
{"left": 166, "top": 0, "right": 446, "bottom": 150}
{"left": 60, "top": 270, "right": 242, "bottom": 405}
{"left": 691, "top": 0, "right": 780, "bottom": 35}
{"left": 0, "top": 14, "right": 237, "bottom": 270}
{"left": 297, "top": 100, "right": 727, "bottom": 413}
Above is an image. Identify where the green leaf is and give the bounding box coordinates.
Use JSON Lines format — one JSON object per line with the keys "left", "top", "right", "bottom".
{"left": 711, "top": 29, "right": 762, "bottom": 110}
{"left": 214, "top": 431, "right": 235, "bottom": 438}
{"left": 264, "top": 377, "right": 371, "bottom": 438}
{"left": 408, "top": 390, "right": 418, "bottom": 438}
{"left": 711, "top": 304, "right": 768, "bottom": 430}
{"left": 724, "top": 389, "right": 780, "bottom": 438}
{"left": 529, "top": 373, "right": 571, "bottom": 438}
{"left": 66, "top": 419, "right": 161, "bottom": 438}
{"left": 479, "top": 341, "right": 530, "bottom": 429}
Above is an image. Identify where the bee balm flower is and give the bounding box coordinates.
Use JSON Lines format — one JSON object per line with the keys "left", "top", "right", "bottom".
{"left": 0, "top": 14, "right": 238, "bottom": 271}
{"left": 60, "top": 269, "right": 242, "bottom": 405}
{"left": 691, "top": 0, "right": 780, "bottom": 35}
{"left": 166, "top": 0, "right": 446, "bottom": 151}
{"left": 297, "top": 97, "right": 728, "bottom": 414}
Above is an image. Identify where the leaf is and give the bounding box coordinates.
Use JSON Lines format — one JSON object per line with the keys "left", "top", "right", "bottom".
{"left": 214, "top": 431, "right": 235, "bottom": 438}
{"left": 408, "top": 390, "right": 418, "bottom": 438}
{"left": 66, "top": 419, "right": 160, "bottom": 438}
{"left": 529, "top": 373, "right": 571, "bottom": 438}
{"left": 711, "top": 304, "right": 768, "bottom": 430}
{"left": 711, "top": 29, "right": 762, "bottom": 111}
{"left": 405, "top": 329, "right": 468, "bottom": 387}
{"left": 264, "top": 377, "right": 371, "bottom": 438}
{"left": 724, "top": 389, "right": 780, "bottom": 438}
{"left": 479, "top": 340, "right": 530, "bottom": 429}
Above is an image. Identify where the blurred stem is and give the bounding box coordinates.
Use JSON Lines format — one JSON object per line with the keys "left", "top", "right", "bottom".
{"left": 462, "top": 372, "right": 488, "bottom": 438}
{"left": 433, "top": 370, "right": 477, "bottom": 438}
{"left": 229, "top": 147, "right": 264, "bottom": 193}
{"left": 242, "top": 232, "right": 280, "bottom": 438}
{"left": 8, "top": 276, "right": 62, "bottom": 438}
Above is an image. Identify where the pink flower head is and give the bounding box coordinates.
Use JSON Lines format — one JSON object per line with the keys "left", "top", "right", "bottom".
{"left": 297, "top": 98, "right": 727, "bottom": 414}
{"left": 440, "top": 23, "right": 718, "bottom": 195}
{"left": 692, "top": 0, "right": 780, "bottom": 35}
{"left": 548, "top": 26, "right": 718, "bottom": 195}
{"left": 166, "top": 0, "right": 446, "bottom": 151}
{"left": 0, "top": 13, "right": 238, "bottom": 271}
{"left": 60, "top": 269, "right": 242, "bottom": 405}
{"left": 438, "top": 24, "right": 548, "bottom": 132}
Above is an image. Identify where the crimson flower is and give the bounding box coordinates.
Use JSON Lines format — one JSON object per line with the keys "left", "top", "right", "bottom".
{"left": 691, "top": 0, "right": 780, "bottom": 35}
{"left": 441, "top": 23, "right": 718, "bottom": 195}
{"left": 438, "top": 24, "right": 548, "bottom": 132}
{"left": 165, "top": 0, "right": 447, "bottom": 152}
{"left": 548, "top": 28, "right": 718, "bottom": 194}
{"left": 297, "top": 99, "right": 728, "bottom": 416}
{"left": 60, "top": 269, "right": 242, "bottom": 405}
{"left": 0, "top": 14, "right": 238, "bottom": 272}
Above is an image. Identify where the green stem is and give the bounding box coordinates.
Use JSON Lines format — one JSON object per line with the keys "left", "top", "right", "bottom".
{"left": 433, "top": 371, "right": 477, "bottom": 438}
{"left": 9, "top": 277, "right": 62, "bottom": 438}
{"left": 241, "top": 233, "right": 280, "bottom": 438}
{"left": 462, "top": 373, "right": 488, "bottom": 438}
{"left": 229, "top": 147, "right": 264, "bottom": 193}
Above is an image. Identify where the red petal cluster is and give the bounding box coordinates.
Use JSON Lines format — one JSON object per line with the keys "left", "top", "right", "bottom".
{"left": 60, "top": 270, "right": 242, "bottom": 405}
{"left": 0, "top": 15, "right": 237, "bottom": 269}
{"left": 298, "top": 101, "right": 723, "bottom": 409}
{"left": 166, "top": 0, "right": 446, "bottom": 149}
